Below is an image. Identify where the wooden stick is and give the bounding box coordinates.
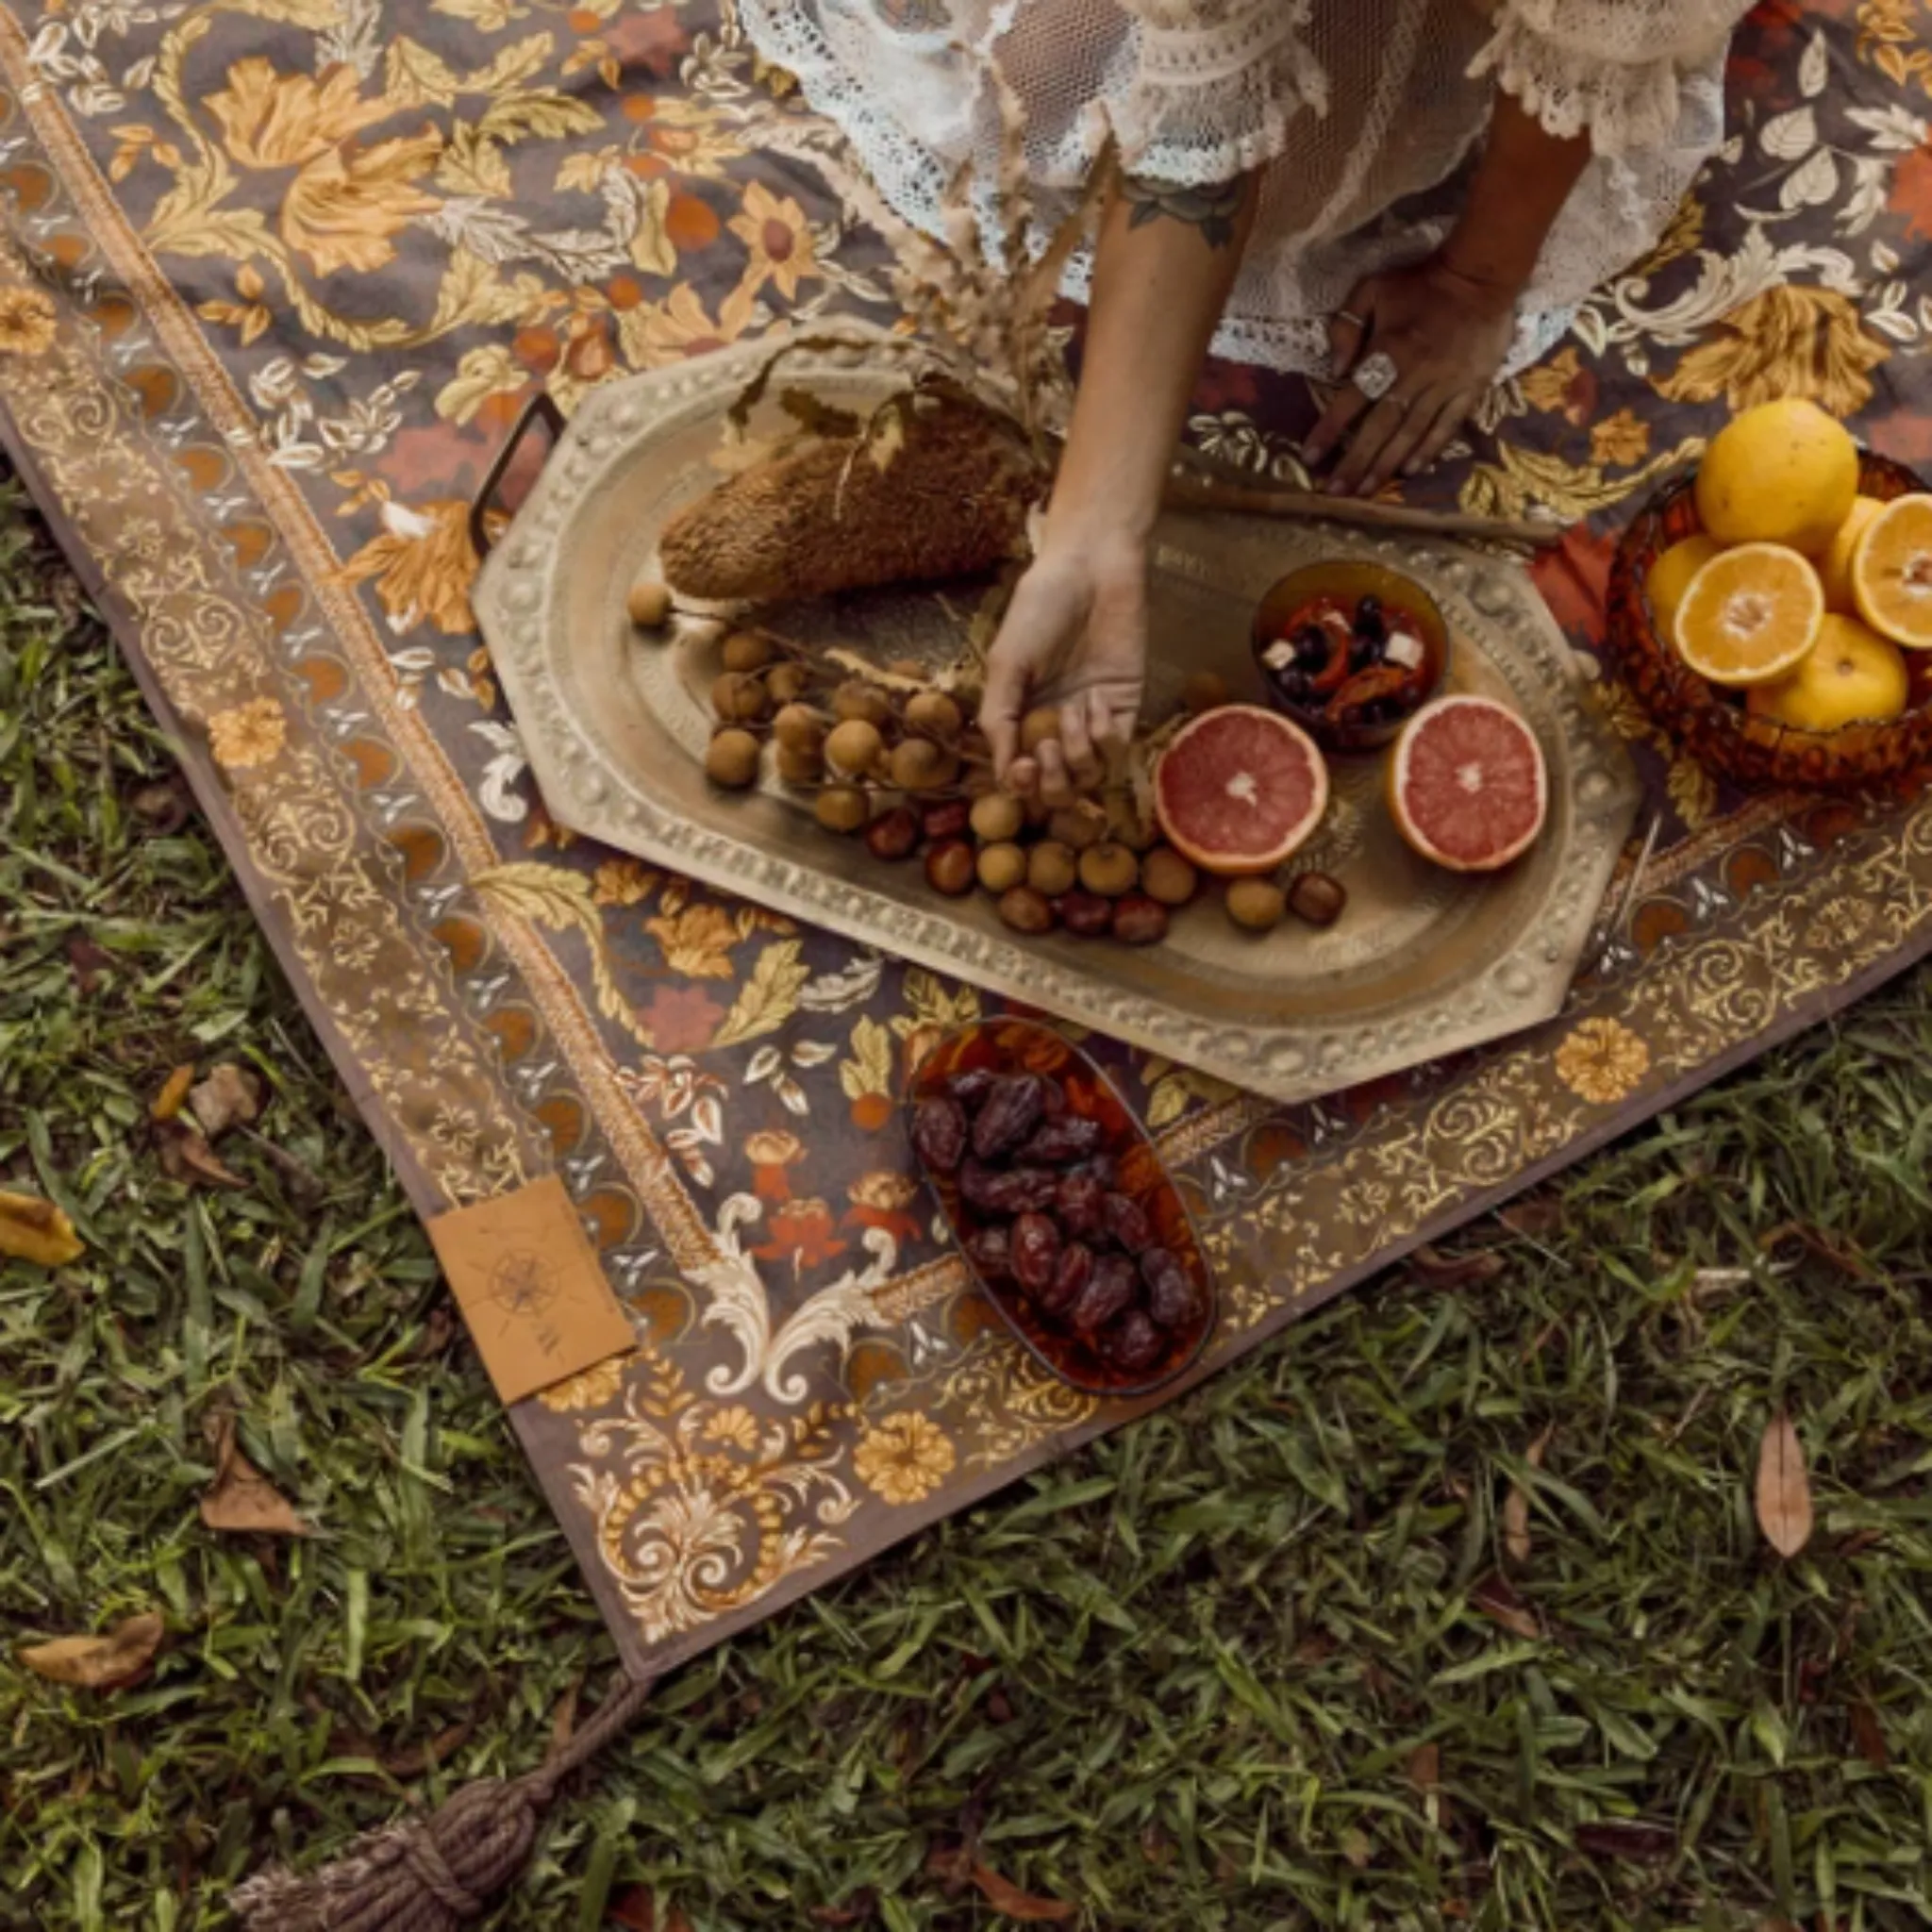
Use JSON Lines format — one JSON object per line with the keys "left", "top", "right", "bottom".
{"left": 1162, "top": 466, "right": 1563, "bottom": 550}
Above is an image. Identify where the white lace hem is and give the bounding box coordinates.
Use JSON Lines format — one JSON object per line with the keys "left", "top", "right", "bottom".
{"left": 1469, "top": 13, "right": 1687, "bottom": 158}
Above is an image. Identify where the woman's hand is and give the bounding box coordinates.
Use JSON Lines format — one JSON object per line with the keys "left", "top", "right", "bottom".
{"left": 978, "top": 530, "right": 1147, "bottom": 806}
{"left": 1302, "top": 257, "right": 1520, "bottom": 497}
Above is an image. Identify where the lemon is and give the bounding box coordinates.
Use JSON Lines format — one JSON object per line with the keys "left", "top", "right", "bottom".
{"left": 1747, "top": 614, "right": 1908, "bottom": 732}
{"left": 1851, "top": 493, "right": 1932, "bottom": 649}
{"left": 1645, "top": 534, "right": 1723, "bottom": 644}
{"left": 1818, "top": 495, "right": 1886, "bottom": 613}
{"left": 1694, "top": 399, "right": 1860, "bottom": 557}
{"left": 1674, "top": 542, "right": 1824, "bottom": 687}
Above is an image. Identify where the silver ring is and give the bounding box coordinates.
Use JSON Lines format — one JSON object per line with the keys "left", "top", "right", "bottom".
{"left": 1335, "top": 308, "right": 1367, "bottom": 330}
{"left": 1351, "top": 351, "right": 1399, "bottom": 402}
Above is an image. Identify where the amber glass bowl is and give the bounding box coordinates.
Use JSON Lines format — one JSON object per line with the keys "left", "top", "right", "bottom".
{"left": 905, "top": 1018, "right": 1217, "bottom": 1400}
{"left": 1606, "top": 452, "right": 1932, "bottom": 793}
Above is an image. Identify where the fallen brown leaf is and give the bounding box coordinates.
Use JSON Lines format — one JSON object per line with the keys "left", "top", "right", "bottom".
{"left": 1498, "top": 1198, "right": 1563, "bottom": 1241}
{"left": 19, "top": 1610, "right": 164, "bottom": 1690}
{"left": 151, "top": 1063, "right": 196, "bottom": 1124}
{"left": 607, "top": 1891, "right": 690, "bottom": 1932}
{"left": 65, "top": 932, "right": 112, "bottom": 995}
{"left": 0, "top": 1191, "right": 85, "bottom": 1268}
{"left": 970, "top": 1864, "right": 1076, "bottom": 1923}
{"left": 1406, "top": 1742, "right": 1440, "bottom": 1790}
{"left": 1471, "top": 1572, "right": 1541, "bottom": 1641}
{"left": 156, "top": 1120, "right": 246, "bottom": 1190}
{"left": 808, "top": 1892, "right": 878, "bottom": 1927}
{"left": 1503, "top": 1425, "right": 1553, "bottom": 1566}
{"left": 200, "top": 1417, "right": 308, "bottom": 1537}
{"left": 1575, "top": 1819, "right": 1675, "bottom": 1863}
{"left": 131, "top": 776, "right": 193, "bottom": 837}
{"left": 1848, "top": 1700, "right": 1890, "bottom": 1769}
{"left": 1755, "top": 1409, "right": 1814, "bottom": 1558}
{"left": 190, "top": 1063, "right": 263, "bottom": 1140}
{"left": 382, "top": 1721, "right": 473, "bottom": 1779}
{"left": 1409, "top": 1244, "right": 1505, "bottom": 1290}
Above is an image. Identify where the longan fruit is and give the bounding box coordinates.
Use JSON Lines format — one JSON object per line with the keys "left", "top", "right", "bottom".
{"left": 705, "top": 728, "right": 761, "bottom": 790}
{"left": 905, "top": 691, "right": 962, "bottom": 740}
{"left": 774, "top": 741, "right": 824, "bottom": 786}
{"left": 774, "top": 704, "right": 826, "bottom": 753}
{"left": 1027, "top": 841, "right": 1077, "bottom": 898}
{"left": 626, "top": 578, "right": 671, "bottom": 629}
{"left": 834, "top": 680, "right": 892, "bottom": 727}
{"left": 1019, "top": 706, "right": 1061, "bottom": 755}
{"left": 767, "top": 661, "right": 809, "bottom": 707}
{"left": 1141, "top": 847, "right": 1198, "bottom": 908}
{"left": 996, "top": 886, "right": 1056, "bottom": 935}
{"left": 722, "top": 630, "right": 777, "bottom": 674}
{"left": 815, "top": 785, "right": 870, "bottom": 834}
{"left": 1225, "top": 878, "right": 1287, "bottom": 933}
{"left": 825, "top": 718, "right": 884, "bottom": 777}
{"left": 1049, "top": 805, "right": 1106, "bottom": 852}
{"left": 976, "top": 842, "right": 1027, "bottom": 893}
{"left": 1181, "top": 670, "right": 1230, "bottom": 715}
{"left": 710, "top": 672, "right": 768, "bottom": 724}
{"left": 1106, "top": 791, "right": 1159, "bottom": 854}
{"left": 970, "top": 791, "right": 1025, "bottom": 843}
{"left": 889, "top": 741, "right": 950, "bottom": 795}
{"left": 1078, "top": 841, "right": 1140, "bottom": 898}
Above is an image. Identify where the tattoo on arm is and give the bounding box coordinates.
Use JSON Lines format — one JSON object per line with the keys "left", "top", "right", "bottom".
{"left": 1121, "top": 174, "right": 1250, "bottom": 250}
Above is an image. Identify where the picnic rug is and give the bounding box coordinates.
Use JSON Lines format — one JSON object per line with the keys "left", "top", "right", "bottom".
{"left": 4, "top": 0, "right": 1932, "bottom": 1685}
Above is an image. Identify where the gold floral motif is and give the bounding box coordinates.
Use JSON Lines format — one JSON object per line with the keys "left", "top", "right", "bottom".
{"left": 0, "top": 285, "right": 57, "bottom": 355}
{"left": 1657, "top": 288, "right": 1890, "bottom": 418}
{"left": 206, "top": 58, "right": 392, "bottom": 169}
{"left": 339, "top": 500, "right": 481, "bottom": 637}
{"left": 1804, "top": 895, "right": 1875, "bottom": 954}
{"left": 853, "top": 1411, "right": 955, "bottom": 1505}
{"left": 208, "top": 695, "right": 287, "bottom": 771}
{"left": 538, "top": 1353, "right": 634, "bottom": 1412}
{"left": 592, "top": 857, "right": 659, "bottom": 908}
{"left": 1554, "top": 1019, "right": 1653, "bottom": 1105}
{"left": 646, "top": 903, "right": 745, "bottom": 977}
{"left": 702, "top": 1405, "right": 763, "bottom": 1451}
{"left": 1590, "top": 409, "right": 1650, "bottom": 469}
{"left": 727, "top": 179, "right": 820, "bottom": 302}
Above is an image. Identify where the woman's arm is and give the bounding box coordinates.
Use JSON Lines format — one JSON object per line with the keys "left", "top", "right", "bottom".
{"left": 1302, "top": 95, "right": 1591, "bottom": 495}
{"left": 980, "top": 170, "right": 1258, "bottom": 799}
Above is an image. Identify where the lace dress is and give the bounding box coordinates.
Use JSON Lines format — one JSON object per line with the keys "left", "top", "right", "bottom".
{"left": 739, "top": 0, "right": 1756, "bottom": 375}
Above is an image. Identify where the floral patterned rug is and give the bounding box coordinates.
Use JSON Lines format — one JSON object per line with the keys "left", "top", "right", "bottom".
{"left": 3, "top": 0, "right": 1931, "bottom": 1678}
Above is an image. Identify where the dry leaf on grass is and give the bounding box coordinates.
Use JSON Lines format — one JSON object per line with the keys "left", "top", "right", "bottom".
{"left": 1503, "top": 1424, "right": 1553, "bottom": 1565}
{"left": 66, "top": 932, "right": 112, "bottom": 994}
{"left": 189, "top": 1062, "right": 263, "bottom": 1139}
{"left": 156, "top": 1120, "right": 246, "bottom": 1191}
{"left": 0, "top": 1190, "right": 85, "bottom": 1267}
{"left": 1408, "top": 1243, "right": 1504, "bottom": 1289}
{"left": 151, "top": 1062, "right": 195, "bottom": 1123}
{"left": 970, "top": 1864, "right": 1075, "bottom": 1923}
{"left": 1755, "top": 1408, "right": 1813, "bottom": 1558}
{"left": 1574, "top": 1819, "right": 1675, "bottom": 1863}
{"left": 1848, "top": 1700, "right": 1890, "bottom": 1769}
{"left": 1497, "top": 1198, "right": 1563, "bottom": 1241}
{"left": 1471, "top": 1572, "right": 1541, "bottom": 1641}
{"left": 19, "top": 1610, "right": 164, "bottom": 1690}
{"left": 808, "top": 1893, "right": 878, "bottom": 1927}
{"left": 608, "top": 1890, "right": 691, "bottom": 1932}
{"left": 201, "top": 1416, "right": 308, "bottom": 1536}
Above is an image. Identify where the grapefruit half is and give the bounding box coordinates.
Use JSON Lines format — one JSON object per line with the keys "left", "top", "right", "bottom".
{"left": 1152, "top": 705, "right": 1328, "bottom": 877}
{"left": 1388, "top": 696, "right": 1548, "bottom": 874}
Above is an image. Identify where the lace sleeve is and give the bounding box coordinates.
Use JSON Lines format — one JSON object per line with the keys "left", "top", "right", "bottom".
{"left": 1105, "top": 0, "right": 1327, "bottom": 186}
{"left": 1469, "top": 0, "right": 1753, "bottom": 156}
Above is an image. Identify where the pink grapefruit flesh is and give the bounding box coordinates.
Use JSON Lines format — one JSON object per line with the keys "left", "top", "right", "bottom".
{"left": 1388, "top": 695, "right": 1547, "bottom": 874}
{"left": 1152, "top": 705, "right": 1328, "bottom": 877}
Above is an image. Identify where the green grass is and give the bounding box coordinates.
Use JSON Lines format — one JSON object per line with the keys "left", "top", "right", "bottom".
{"left": 4, "top": 472, "right": 1932, "bottom": 1932}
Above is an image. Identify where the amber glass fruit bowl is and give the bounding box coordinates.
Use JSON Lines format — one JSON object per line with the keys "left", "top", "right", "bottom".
{"left": 905, "top": 1018, "right": 1218, "bottom": 1401}
{"left": 1606, "top": 451, "right": 1932, "bottom": 793}
{"left": 1251, "top": 558, "right": 1451, "bottom": 753}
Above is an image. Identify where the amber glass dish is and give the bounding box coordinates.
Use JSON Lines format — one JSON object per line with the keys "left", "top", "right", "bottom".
{"left": 1606, "top": 452, "right": 1932, "bottom": 792}
{"left": 905, "top": 1018, "right": 1218, "bottom": 1400}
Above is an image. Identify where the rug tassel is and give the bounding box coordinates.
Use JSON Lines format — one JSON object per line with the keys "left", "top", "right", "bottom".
{"left": 232, "top": 1675, "right": 656, "bottom": 1931}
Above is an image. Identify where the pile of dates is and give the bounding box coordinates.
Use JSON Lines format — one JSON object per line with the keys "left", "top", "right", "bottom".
{"left": 911, "top": 1066, "right": 1207, "bottom": 1377}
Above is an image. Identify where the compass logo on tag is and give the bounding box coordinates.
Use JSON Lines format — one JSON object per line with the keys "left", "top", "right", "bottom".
{"left": 487, "top": 1248, "right": 566, "bottom": 1362}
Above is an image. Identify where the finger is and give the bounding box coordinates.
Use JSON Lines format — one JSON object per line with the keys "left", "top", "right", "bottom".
{"left": 1360, "top": 384, "right": 1451, "bottom": 498}
{"left": 1036, "top": 736, "right": 1076, "bottom": 809}
{"left": 1058, "top": 694, "right": 1103, "bottom": 793}
{"left": 978, "top": 647, "right": 1029, "bottom": 783}
{"left": 1007, "top": 752, "right": 1041, "bottom": 803}
{"left": 1330, "top": 391, "right": 1413, "bottom": 497}
{"left": 1302, "top": 378, "right": 1372, "bottom": 471}
{"left": 1326, "top": 303, "right": 1368, "bottom": 378}
{"left": 1087, "top": 686, "right": 1129, "bottom": 761}
{"left": 1405, "top": 388, "right": 1479, "bottom": 478}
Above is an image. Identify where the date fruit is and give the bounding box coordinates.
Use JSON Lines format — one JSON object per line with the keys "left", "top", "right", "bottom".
{"left": 958, "top": 1158, "right": 1058, "bottom": 1216}
{"left": 1055, "top": 1172, "right": 1106, "bottom": 1240}
{"left": 1040, "top": 1241, "right": 1093, "bottom": 1316}
{"left": 864, "top": 807, "right": 921, "bottom": 861}
{"left": 947, "top": 1069, "right": 996, "bottom": 1110}
{"left": 971, "top": 1074, "right": 1045, "bottom": 1160}
{"left": 1010, "top": 1212, "right": 1061, "bottom": 1294}
{"left": 910, "top": 1096, "right": 968, "bottom": 1174}
{"left": 1103, "top": 1191, "right": 1155, "bottom": 1254}
{"left": 1143, "top": 1249, "right": 1202, "bottom": 1329}
{"left": 923, "top": 800, "right": 972, "bottom": 843}
{"left": 1104, "top": 1309, "right": 1165, "bottom": 1374}
{"left": 964, "top": 1224, "right": 1012, "bottom": 1280}
{"left": 925, "top": 840, "right": 977, "bottom": 897}
{"left": 1071, "top": 1255, "right": 1138, "bottom": 1334}
{"left": 1058, "top": 891, "right": 1113, "bottom": 938}
{"left": 1108, "top": 895, "right": 1170, "bottom": 946}
{"left": 1020, "top": 1118, "right": 1103, "bottom": 1166}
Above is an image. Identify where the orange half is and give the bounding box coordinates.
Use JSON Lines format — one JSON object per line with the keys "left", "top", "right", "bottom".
{"left": 1674, "top": 543, "right": 1824, "bottom": 688}
{"left": 1851, "top": 493, "right": 1932, "bottom": 649}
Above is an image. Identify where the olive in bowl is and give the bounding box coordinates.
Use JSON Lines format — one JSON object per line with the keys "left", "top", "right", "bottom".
{"left": 1252, "top": 559, "right": 1450, "bottom": 753}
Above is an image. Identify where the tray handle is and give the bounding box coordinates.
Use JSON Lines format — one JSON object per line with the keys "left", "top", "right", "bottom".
{"left": 468, "top": 390, "right": 565, "bottom": 562}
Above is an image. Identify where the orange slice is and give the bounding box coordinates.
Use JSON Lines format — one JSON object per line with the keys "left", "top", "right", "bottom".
{"left": 1851, "top": 493, "right": 1932, "bottom": 649}
{"left": 1673, "top": 543, "right": 1824, "bottom": 688}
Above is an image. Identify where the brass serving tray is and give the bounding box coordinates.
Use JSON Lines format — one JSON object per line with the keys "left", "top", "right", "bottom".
{"left": 475, "top": 333, "right": 1641, "bottom": 1108}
